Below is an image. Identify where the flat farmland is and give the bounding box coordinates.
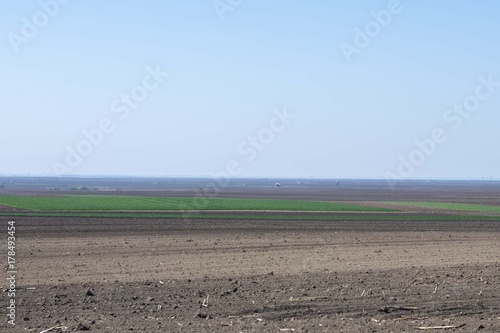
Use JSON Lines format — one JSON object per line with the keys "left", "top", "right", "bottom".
{"left": 0, "top": 195, "right": 392, "bottom": 212}
{"left": 1, "top": 178, "right": 500, "bottom": 332}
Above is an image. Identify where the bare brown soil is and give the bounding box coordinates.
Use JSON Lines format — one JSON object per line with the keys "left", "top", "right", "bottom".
{"left": 1, "top": 179, "right": 500, "bottom": 332}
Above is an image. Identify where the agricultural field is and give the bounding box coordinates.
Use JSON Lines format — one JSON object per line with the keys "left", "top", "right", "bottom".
{"left": 389, "top": 201, "right": 500, "bottom": 213}
{"left": 0, "top": 195, "right": 392, "bottom": 212}
{"left": 2, "top": 195, "right": 500, "bottom": 222}
{"left": 1, "top": 178, "right": 500, "bottom": 332}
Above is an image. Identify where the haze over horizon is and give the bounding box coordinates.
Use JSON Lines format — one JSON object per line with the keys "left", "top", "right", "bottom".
{"left": 2, "top": 1, "right": 500, "bottom": 179}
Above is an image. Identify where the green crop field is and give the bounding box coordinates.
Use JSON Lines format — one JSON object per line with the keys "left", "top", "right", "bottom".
{"left": 392, "top": 202, "right": 500, "bottom": 213}
{"left": 0, "top": 195, "right": 392, "bottom": 212}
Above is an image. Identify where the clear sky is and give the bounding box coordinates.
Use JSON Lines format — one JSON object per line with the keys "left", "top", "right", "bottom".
{"left": 1, "top": 0, "right": 500, "bottom": 179}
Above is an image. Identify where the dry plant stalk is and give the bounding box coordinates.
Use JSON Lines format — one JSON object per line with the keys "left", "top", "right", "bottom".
{"left": 417, "top": 324, "right": 466, "bottom": 330}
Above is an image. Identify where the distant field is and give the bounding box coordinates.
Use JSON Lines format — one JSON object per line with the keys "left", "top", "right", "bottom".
{"left": 1, "top": 211, "right": 500, "bottom": 221}
{"left": 0, "top": 195, "right": 392, "bottom": 212}
{"left": 393, "top": 202, "right": 500, "bottom": 213}
{"left": 3, "top": 195, "right": 500, "bottom": 220}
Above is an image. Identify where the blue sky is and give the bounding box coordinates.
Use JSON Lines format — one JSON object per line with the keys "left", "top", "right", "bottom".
{"left": 1, "top": 0, "right": 500, "bottom": 179}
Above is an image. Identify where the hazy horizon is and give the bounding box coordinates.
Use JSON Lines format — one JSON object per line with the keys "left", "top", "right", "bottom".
{"left": 1, "top": 174, "right": 500, "bottom": 182}
{"left": 2, "top": 1, "right": 500, "bottom": 180}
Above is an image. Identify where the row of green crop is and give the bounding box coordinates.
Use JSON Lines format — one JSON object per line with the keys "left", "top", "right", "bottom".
{"left": 1, "top": 195, "right": 499, "bottom": 214}
{"left": 0, "top": 195, "right": 391, "bottom": 212}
